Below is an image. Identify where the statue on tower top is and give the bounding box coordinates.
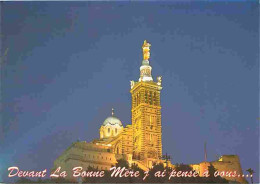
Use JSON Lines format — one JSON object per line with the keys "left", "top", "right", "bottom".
{"left": 142, "top": 40, "right": 151, "bottom": 60}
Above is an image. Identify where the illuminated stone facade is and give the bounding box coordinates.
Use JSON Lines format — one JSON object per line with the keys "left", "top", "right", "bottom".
{"left": 53, "top": 141, "right": 117, "bottom": 179}
{"left": 190, "top": 155, "right": 246, "bottom": 183}
{"left": 53, "top": 40, "right": 246, "bottom": 183}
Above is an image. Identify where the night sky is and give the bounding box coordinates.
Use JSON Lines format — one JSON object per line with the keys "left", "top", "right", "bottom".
{"left": 0, "top": 1, "right": 259, "bottom": 183}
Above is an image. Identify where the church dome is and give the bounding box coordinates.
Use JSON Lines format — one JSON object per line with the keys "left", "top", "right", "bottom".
{"left": 102, "top": 108, "right": 123, "bottom": 127}
{"left": 100, "top": 108, "right": 123, "bottom": 139}
{"left": 103, "top": 116, "right": 122, "bottom": 126}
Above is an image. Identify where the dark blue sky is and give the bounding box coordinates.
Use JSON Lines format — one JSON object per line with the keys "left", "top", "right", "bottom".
{"left": 0, "top": 1, "right": 259, "bottom": 182}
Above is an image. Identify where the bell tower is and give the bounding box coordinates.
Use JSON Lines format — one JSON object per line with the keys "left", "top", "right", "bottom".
{"left": 130, "top": 40, "right": 162, "bottom": 162}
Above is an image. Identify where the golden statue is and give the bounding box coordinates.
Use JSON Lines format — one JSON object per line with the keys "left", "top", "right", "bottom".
{"left": 142, "top": 40, "right": 151, "bottom": 60}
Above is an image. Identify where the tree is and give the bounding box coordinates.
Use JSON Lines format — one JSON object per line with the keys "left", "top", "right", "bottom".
{"left": 146, "top": 163, "right": 167, "bottom": 183}
{"left": 246, "top": 168, "right": 255, "bottom": 184}
{"left": 206, "top": 164, "right": 228, "bottom": 183}
{"left": 208, "top": 164, "right": 217, "bottom": 179}
{"left": 83, "top": 166, "right": 98, "bottom": 183}
{"left": 175, "top": 163, "right": 193, "bottom": 172}
{"left": 116, "top": 158, "right": 130, "bottom": 169}
{"left": 170, "top": 163, "right": 198, "bottom": 183}
{"left": 130, "top": 163, "right": 144, "bottom": 183}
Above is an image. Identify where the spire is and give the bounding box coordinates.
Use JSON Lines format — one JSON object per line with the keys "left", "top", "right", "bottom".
{"left": 112, "top": 108, "right": 114, "bottom": 116}
{"left": 139, "top": 40, "right": 153, "bottom": 82}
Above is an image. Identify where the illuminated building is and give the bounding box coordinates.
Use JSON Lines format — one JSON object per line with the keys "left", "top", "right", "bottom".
{"left": 53, "top": 40, "right": 246, "bottom": 183}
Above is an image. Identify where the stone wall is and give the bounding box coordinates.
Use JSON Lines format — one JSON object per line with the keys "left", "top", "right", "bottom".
{"left": 190, "top": 155, "right": 247, "bottom": 183}
{"left": 53, "top": 141, "right": 117, "bottom": 181}
{"left": 212, "top": 155, "right": 246, "bottom": 183}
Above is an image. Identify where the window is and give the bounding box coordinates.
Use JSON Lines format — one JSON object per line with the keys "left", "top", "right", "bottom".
{"left": 154, "top": 92, "right": 157, "bottom": 105}
{"left": 137, "top": 92, "right": 141, "bottom": 105}
{"left": 145, "top": 91, "right": 148, "bottom": 103}
{"left": 115, "top": 128, "right": 117, "bottom": 134}
{"left": 108, "top": 128, "right": 110, "bottom": 133}
{"left": 149, "top": 91, "right": 152, "bottom": 105}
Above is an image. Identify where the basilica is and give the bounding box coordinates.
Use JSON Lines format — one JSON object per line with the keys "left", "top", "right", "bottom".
{"left": 53, "top": 40, "right": 246, "bottom": 183}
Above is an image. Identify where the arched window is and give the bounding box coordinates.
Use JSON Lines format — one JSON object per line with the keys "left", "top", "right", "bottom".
{"left": 145, "top": 91, "right": 148, "bottom": 103}
{"left": 154, "top": 92, "right": 157, "bottom": 105}
{"left": 149, "top": 91, "right": 152, "bottom": 105}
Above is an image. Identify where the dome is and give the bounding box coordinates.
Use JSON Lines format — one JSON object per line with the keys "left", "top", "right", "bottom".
{"left": 102, "top": 116, "right": 122, "bottom": 127}
{"left": 100, "top": 108, "right": 124, "bottom": 139}
{"left": 102, "top": 108, "right": 123, "bottom": 127}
